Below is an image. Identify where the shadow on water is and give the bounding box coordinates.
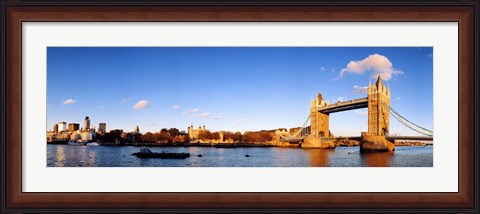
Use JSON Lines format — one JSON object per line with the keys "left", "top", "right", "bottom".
{"left": 359, "top": 151, "right": 394, "bottom": 167}
{"left": 305, "top": 149, "right": 335, "bottom": 167}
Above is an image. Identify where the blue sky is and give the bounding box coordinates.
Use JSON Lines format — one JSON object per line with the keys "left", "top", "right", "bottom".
{"left": 47, "top": 47, "right": 433, "bottom": 136}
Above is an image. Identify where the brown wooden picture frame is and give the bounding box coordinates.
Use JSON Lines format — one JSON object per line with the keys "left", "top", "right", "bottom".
{"left": 1, "top": 1, "right": 478, "bottom": 212}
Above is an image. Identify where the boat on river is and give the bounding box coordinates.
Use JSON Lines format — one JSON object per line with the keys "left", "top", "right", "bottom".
{"left": 68, "top": 140, "right": 87, "bottom": 146}
{"left": 86, "top": 142, "right": 100, "bottom": 146}
{"left": 214, "top": 143, "right": 236, "bottom": 148}
{"left": 132, "top": 148, "right": 190, "bottom": 159}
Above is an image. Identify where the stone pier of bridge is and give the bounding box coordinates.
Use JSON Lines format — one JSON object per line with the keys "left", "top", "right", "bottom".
{"left": 301, "top": 75, "right": 395, "bottom": 152}
{"left": 301, "top": 93, "right": 335, "bottom": 149}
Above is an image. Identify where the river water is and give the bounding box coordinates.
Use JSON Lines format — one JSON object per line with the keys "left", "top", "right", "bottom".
{"left": 47, "top": 144, "right": 433, "bottom": 167}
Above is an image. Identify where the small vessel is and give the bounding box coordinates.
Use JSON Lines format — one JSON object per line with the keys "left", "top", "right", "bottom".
{"left": 214, "top": 143, "right": 236, "bottom": 148}
{"left": 132, "top": 148, "right": 190, "bottom": 159}
{"left": 86, "top": 142, "right": 100, "bottom": 146}
{"left": 68, "top": 140, "right": 86, "bottom": 146}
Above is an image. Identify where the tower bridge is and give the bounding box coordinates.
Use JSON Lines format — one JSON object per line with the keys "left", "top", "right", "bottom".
{"left": 317, "top": 97, "right": 368, "bottom": 114}
{"left": 280, "top": 75, "right": 433, "bottom": 152}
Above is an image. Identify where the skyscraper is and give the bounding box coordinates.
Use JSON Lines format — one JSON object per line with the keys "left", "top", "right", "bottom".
{"left": 58, "top": 122, "right": 67, "bottom": 132}
{"left": 84, "top": 116, "right": 90, "bottom": 131}
{"left": 53, "top": 124, "right": 58, "bottom": 133}
{"left": 134, "top": 125, "right": 140, "bottom": 134}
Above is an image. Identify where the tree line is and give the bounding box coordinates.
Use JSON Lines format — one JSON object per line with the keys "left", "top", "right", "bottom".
{"left": 97, "top": 128, "right": 276, "bottom": 144}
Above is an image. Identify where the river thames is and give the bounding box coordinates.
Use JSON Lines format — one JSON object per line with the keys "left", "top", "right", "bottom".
{"left": 47, "top": 144, "right": 433, "bottom": 167}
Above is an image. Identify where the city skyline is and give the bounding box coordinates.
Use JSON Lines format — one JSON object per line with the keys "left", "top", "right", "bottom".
{"left": 47, "top": 47, "right": 433, "bottom": 136}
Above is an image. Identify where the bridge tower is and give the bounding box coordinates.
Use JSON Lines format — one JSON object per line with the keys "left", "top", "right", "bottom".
{"left": 367, "top": 75, "right": 390, "bottom": 136}
{"left": 310, "top": 93, "right": 330, "bottom": 137}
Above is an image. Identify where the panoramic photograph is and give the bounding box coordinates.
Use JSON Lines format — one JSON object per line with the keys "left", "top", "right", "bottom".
{"left": 46, "top": 47, "right": 433, "bottom": 167}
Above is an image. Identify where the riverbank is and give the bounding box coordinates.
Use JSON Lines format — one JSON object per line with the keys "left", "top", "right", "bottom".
{"left": 48, "top": 140, "right": 432, "bottom": 148}
{"left": 131, "top": 142, "right": 274, "bottom": 148}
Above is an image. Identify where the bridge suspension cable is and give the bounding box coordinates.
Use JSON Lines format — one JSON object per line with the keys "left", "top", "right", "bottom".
{"left": 383, "top": 103, "right": 433, "bottom": 137}
{"left": 280, "top": 115, "right": 310, "bottom": 140}
{"left": 291, "top": 115, "right": 311, "bottom": 137}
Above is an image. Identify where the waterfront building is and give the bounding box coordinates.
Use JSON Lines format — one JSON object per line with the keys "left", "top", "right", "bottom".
{"left": 288, "top": 126, "right": 310, "bottom": 136}
{"left": 289, "top": 127, "right": 302, "bottom": 136}
{"left": 98, "top": 123, "right": 106, "bottom": 133}
{"left": 188, "top": 124, "right": 207, "bottom": 139}
{"left": 81, "top": 130, "right": 96, "bottom": 142}
{"left": 70, "top": 131, "right": 82, "bottom": 141}
{"left": 68, "top": 123, "right": 80, "bottom": 132}
{"left": 53, "top": 124, "right": 58, "bottom": 133}
{"left": 84, "top": 116, "right": 90, "bottom": 131}
{"left": 56, "top": 131, "right": 70, "bottom": 140}
{"left": 58, "top": 122, "right": 67, "bottom": 132}
{"left": 134, "top": 125, "right": 140, "bottom": 134}
{"left": 46, "top": 131, "right": 57, "bottom": 142}
{"left": 216, "top": 131, "right": 225, "bottom": 142}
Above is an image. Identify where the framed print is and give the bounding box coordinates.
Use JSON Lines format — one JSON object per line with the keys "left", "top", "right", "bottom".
{"left": 1, "top": 0, "right": 478, "bottom": 212}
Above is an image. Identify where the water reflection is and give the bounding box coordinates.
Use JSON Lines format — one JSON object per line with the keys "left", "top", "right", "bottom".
{"left": 271, "top": 148, "right": 303, "bottom": 167}
{"left": 47, "top": 145, "right": 432, "bottom": 167}
{"left": 79, "top": 147, "right": 96, "bottom": 167}
{"left": 55, "top": 145, "right": 65, "bottom": 167}
{"left": 306, "top": 149, "right": 334, "bottom": 167}
{"left": 360, "top": 151, "right": 394, "bottom": 167}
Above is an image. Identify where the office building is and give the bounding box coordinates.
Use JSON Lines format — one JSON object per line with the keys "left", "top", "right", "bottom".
{"left": 84, "top": 116, "right": 90, "bottom": 131}
{"left": 68, "top": 123, "right": 80, "bottom": 132}
{"left": 58, "top": 122, "right": 67, "bottom": 132}
{"left": 98, "top": 123, "right": 106, "bottom": 133}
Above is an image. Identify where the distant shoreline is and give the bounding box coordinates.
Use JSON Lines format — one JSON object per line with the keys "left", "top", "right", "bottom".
{"left": 47, "top": 141, "right": 432, "bottom": 148}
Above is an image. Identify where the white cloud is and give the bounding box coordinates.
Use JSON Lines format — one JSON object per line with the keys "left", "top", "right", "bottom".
{"left": 183, "top": 108, "right": 200, "bottom": 114}
{"left": 353, "top": 85, "right": 368, "bottom": 94}
{"left": 354, "top": 110, "right": 368, "bottom": 116}
{"left": 120, "top": 97, "right": 130, "bottom": 105}
{"left": 320, "top": 67, "right": 326, "bottom": 71}
{"left": 63, "top": 99, "right": 76, "bottom": 105}
{"left": 237, "top": 118, "right": 245, "bottom": 124}
{"left": 335, "top": 54, "right": 403, "bottom": 80}
{"left": 396, "top": 96, "right": 401, "bottom": 100}
{"left": 172, "top": 105, "right": 180, "bottom": 110}
{"left": 183, "top": 108, "right": 221, "bottom": 119}
{"left": 211, "top": 113, "right": 223, "bottom": 120}
{"left": 336, "top": 97, "right": 344, "bottom": 102}
{"left": 133, "top": 100, "right": 150, "bottom": 109}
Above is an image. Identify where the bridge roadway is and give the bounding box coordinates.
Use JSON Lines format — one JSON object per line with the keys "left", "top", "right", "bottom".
{"left": 281, "top": 135, "right": 433, "bottom": 144}
{"left": 317, "top": 97, "right": 368, "bottom": 114}
{"left": 335, "top": 136, "right": 433, "bottom": 141}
